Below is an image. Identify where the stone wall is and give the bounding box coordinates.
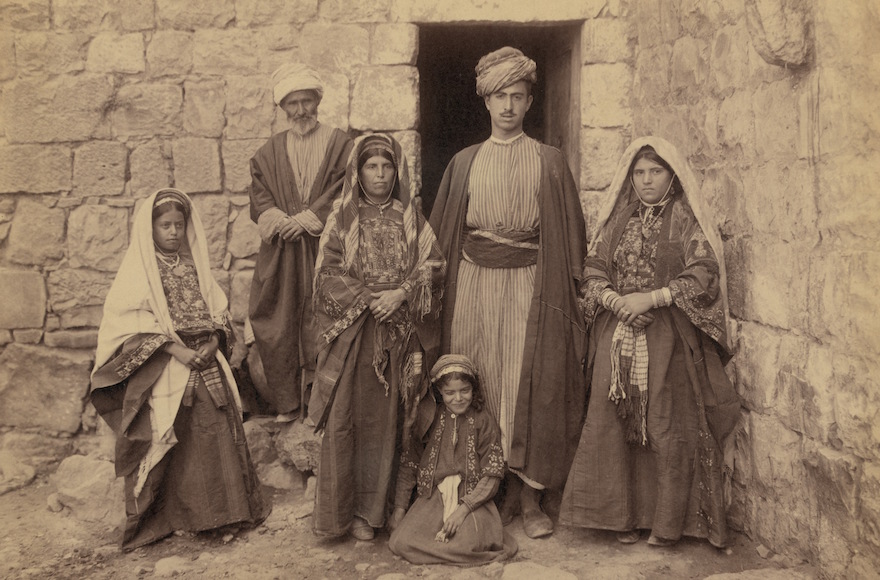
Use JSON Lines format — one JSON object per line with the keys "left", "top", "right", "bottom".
{"left": 0, "top": 0, "right": 877, "bottom": 576}
{"left": 623, "top": 0, "right": 880, "bottom": 577}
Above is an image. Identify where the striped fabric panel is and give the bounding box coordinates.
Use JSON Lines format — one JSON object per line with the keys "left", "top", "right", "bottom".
{"left": 286, "top": 123, "right": 334, "bottom": 202}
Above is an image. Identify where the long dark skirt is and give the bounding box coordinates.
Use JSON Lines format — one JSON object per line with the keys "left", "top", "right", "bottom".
{"left": 313, "top": 315, "right": 400, "bottom": 536}
{"left": 121, "top": 371, "right": 269, "bottom": 551}
{"left": 560, "top": 308, "right": 729, "bottom": 547}
{"left": 389, "top": 492, "right": 516, "bottom": 565}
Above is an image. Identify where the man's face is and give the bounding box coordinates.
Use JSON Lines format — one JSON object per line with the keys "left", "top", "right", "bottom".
{"left": 484, "top": 80, "right": 533, "bottom": 139}
{"left": 280, "top": 90, "right": 319, "bottom": 135}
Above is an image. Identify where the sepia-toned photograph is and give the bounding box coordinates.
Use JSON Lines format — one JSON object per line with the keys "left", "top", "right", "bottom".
{"left": 0, "top": 0, "right": 876, "bottom": 578}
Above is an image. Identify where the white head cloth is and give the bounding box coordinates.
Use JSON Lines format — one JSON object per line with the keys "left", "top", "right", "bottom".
{"left": 593, "top": 136, "right": 731, "bottom": 336}
{"left": 272, "top": 63, "right": 324, "bottom": 105}
{"left": 475, "top": 46, "right": 537, "bottom": 97}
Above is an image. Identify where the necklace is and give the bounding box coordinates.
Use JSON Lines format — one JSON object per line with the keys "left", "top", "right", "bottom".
{"left": 156, "top": 251, "right": 187, "bottom": 277}
{"left": 362, "top": 194, "right": 393, "bottom": 218}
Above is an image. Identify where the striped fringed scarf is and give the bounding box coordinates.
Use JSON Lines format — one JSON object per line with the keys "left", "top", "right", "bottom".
{"left": 608, "top": 320, "right": 649, "bottom": 445}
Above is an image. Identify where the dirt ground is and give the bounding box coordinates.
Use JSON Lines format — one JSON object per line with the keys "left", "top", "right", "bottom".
{"left": 0, "top": 474, "right": 818, "bottom": 580}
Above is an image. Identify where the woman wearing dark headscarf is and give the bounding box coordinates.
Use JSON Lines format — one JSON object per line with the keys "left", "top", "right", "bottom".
{"left": 310, "top": 134, "right": 446, "bottom": 541}
{"left": 560, "top": 137, "right": 741, "bottom": 548}
{"left": 91, "top": 189, "right": 269, "bottom": 551}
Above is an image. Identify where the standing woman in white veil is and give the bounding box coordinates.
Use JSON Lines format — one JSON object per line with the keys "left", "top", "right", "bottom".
{"left": 560, "top": 137, "right": 740, "bottom": 548}
{"left": 91, "top": 188, "right": 269, "bottom": 551}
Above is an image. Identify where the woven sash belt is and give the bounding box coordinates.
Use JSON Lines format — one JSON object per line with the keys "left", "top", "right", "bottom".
{"left": 461, "top": 227, "right": 539, "bottom": 268}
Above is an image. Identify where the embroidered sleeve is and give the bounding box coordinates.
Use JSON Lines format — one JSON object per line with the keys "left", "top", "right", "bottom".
{"left": 460, "top": 476, "right": 501, "bottom": 512}
{"left": 668, "top": 208, "right": 726, "bottom": 344}
{"left": 579, "top": 225, "right": 615, "bottom": 328}
{"left": 114, "top": 334, "right": 169, "bottom": 380}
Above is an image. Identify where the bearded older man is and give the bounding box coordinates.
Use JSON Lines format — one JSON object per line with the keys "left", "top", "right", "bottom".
{"left": 248, "top": 64, "right": 352, "bottom": 422}
{"left": 429, "top": 47, "right": 587, "bottom": 538}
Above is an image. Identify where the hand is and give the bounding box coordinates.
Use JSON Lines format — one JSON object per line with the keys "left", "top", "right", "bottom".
{"left": 614, "top": 292, "right": 654, "bottom": 326}
{"left": 279, "top": 218, "right": 305, "bottom": 242}
{"left": 195, "top": 334, "right": 220, "bottom": 365}
{"left": 388, "top": 507, "right": 406, "bottom": 532}
{"left": 439, "top": 504, "right": 470, "bottom": 541}
{"left": 369, "top": 288, "right": 406, "bottom": 323}
{"left": 166, "top": 343, "right": 207, "bottom": 370}
{"left": 630, "top": 312, "right": 655, "bottom": 329}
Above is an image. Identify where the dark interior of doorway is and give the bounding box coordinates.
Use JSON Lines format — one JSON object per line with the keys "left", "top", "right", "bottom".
{"left": 418, "top": 23, "right": 577, "bottom": 215}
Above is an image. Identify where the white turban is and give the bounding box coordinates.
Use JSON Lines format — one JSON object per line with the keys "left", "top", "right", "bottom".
{"left": 475, "top": 46, "right": 537, "bottom": 97}
{"left": 272, "top": 63, "right": 324, "bottom": 105}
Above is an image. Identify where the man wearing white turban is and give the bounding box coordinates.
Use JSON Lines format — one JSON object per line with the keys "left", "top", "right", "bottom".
{"left": 430, "top": 47, "right": 587, "bottom": 539}
{"left": 247, "top": 63, "right": 352, "bottom": 422}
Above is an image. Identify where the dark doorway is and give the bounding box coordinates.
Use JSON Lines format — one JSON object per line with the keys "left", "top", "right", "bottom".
{"left": 418, "top": 23, "right": 582, "bottom": 215}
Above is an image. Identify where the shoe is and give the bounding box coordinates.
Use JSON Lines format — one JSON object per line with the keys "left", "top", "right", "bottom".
{"left": 647, "top": 534, "right": 677, "bottom": 547}
{"left": 522, "top": 508, "right": 553, "bottom": 538}
{"left": 617, "top": 530, "right": 640, "bottom": 544}
{"left": 350, "top": 517, "right": 374, "bottom": 541}
{"left": 275, "top": 411, "right": 299, "bottom": 423}
{"left": 497, "top": 477, "right": 522, "bottom": 526}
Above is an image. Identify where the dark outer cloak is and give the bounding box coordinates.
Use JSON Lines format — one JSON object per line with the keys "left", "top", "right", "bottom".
{"left": 429, "top": 142, "right": 588, "bottom": 491}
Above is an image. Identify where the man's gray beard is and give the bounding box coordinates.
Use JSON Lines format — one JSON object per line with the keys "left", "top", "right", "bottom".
{"left": 289, "top": 114, "right": 318, "bottom": 136}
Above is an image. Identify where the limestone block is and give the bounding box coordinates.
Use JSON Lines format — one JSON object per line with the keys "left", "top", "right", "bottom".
{"left": 711, "top": 26, "right": 751, "bottom": 96}
{"left": 172, "top": 138, "right": 221, "bottom": 193}
{"left": 0, "top": 331, "right": 11, "bottom": 345}
{"left": 579, "top": 127, "right": 627, "bottom": 190}
{"left": 50, "top": 455, "right": 124, "bottom": 525}
{"left": 633, "top": 44, "right": 671, "bottom": 104}
{"left": 211, "top": 269, "right": 230, "bottom": 299}
{"left": 52, "top": 0, "right": 112, "bottom": 30}
{"left": 321, "top": 0, "right": 388, "bottom": 21}
{"left": 230, "top": 270, "right": 253, "bottom": 323}
{"left": 749, "top": 412, "right": 804, "bottom": 490}
{"left": 391, "top": 130, "right": 422, "bottom": 196}
{"left": 0, "top": 35, "right": 13, "bottom": 81}
{"left": 582, "top": 18, "right": 632, "bottom": 64}
{"left": 258, "top": 460, "right": 300, "bottom": 490}
{"left": 803, "top": 444, "right": 861, "bottom": 536}
{"left": 579, "top": 189, "right": 605, "bottom": 236}
{"left": 808, "top": 249, "right": 880, "bottom": 355}
{"left": 156, "top": 0, "right": 233, "bottom": 29}
{"left": 243, "top": 419, "right": 279, "bottom": 465}
{"left": 753, "top": 79, "right": 802, "bottom": 160}
{"left": 73, "top": 141, "right": 127, "bottom": 197}
{"left": 189, "top": 194, "right": 228, "bottom": 267}
{"left": 816, "top": 151, "right": 880, "bottom": 245}
{"left": 299, "top": 24, "right": 369, "bottom": 75}
{"left": 14, "top": 31, "right": 89, "bottom": 76}
{"left": 183, "top": 80, "right": 226, "bottom": 137}
{"left": 7, "top": 198, "right": 66, "bottom": 265}
{"left": 44, "top": 330, "right": 98, "bottom": 349}
{"left": 860, "top": 462, "right": 880, "bottom": 548}
{"left": 833, "top": 360, "right": 880, "bottom": 462}
{"left": 634, "top": 0, "right": 681, "bottom": 48}
{"left": 47, "top": 268, "right": 114, "bottom": 311}
{"left": 0, "top": 144, "right": 71, "bottom": 194}
{"left": 581, "top": 64, "right": 632, "bottom": 128}
{"left": 0, "top": 270, "right": 46, "bottom": 329}
{"left": 59, "top": 305, "right": 104, "bottom": 329}
{"left": 1, "top": 432, "right": 72, "bottom": 475}
{"left": 228, "top": 211, "right": 260, "bottom": 259}
{"left": 745, "top": 0, "right": 812, "bottom": 67}
{"left": 4, "top": 75, "right": 114, "bottom": 143}
{"left": 275, "top": 420, "right": 321, "bottom": 472}
{"left": 741, "top": 161, "right": 817, "bottom": 243}
{"left": 68, "top": 205, "right": 129, "bottom": 272}
{"left": 222, "top": 139, "right": 263, "bottom": 193}
{"left": 0, "top": 344, "right": 93, "bottom": 433}
{"left": 741, "top": 237, "right": 810, "bottom": 331}
{"left": 351, "top": 66, "right": 418, "bottom": 131}
{"left": 111, "top": 83, "right": 182, "bottom": 139}
{"left": 699, "top": 166, "right": 746, "bottom": 240}
{"left": 391, "top": 0, "right": 603, "bottom": 22}
{"left": 130, "top": 139, "right": 173, "bottom": 198}
{"left": 235, "top": 0, "right": 317, "bottom": 26}
{"left": 86, "top": 33, "right": 144, "bottom": 74}
{"left": 717, "top": 89, "right": 756, "bottom": 158}
{"left": 192, "top": 29, "right": 265, "bottom": 76}
{"left": 118, "top": 0, "right": 154, "bottom": 31}
{"left": 13, "top": 329, "right": 42, "bottom": 343}
{"left": 0, "top": 450, "right": 36, "bottom": 495}
{"left": 225, "top": 76, "right": 275, "bottom": 140}
{"left": 316, "top": 72, "right": 351, "bottom": 134}
{"left": 670, "top": 36, "right": 708, "bottom": 95}
{"left": 0, "top": 0, "right": 49, "bottom": 31}
{"left": 146, "top": 30, "right": 193, "bottom": 77}
{"left": 372, "top": 23, "right": 418, "bottom": 65}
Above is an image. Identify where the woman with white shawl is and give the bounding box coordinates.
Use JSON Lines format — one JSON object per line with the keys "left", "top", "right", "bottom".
{"left": 559, "top": 137, "right": 740, "bottom": 548}
{"left": 91, "top": 188, "right": 269, "bottom": 551}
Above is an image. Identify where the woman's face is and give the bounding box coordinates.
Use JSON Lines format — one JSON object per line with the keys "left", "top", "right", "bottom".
{"left": 153, "top": 208, "right": 186, "bottom": 253}
{"left": 631, "top": 157, "right": 674, "bottom": 205}
{"left": 358, "top": 155, "right": 395, "bottom": 203}
{"left": 439, "top": 377, "right": 473, "bottom": 416}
